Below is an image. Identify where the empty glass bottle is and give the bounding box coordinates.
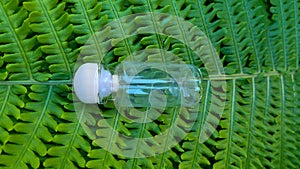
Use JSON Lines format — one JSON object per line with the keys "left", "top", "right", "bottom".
{"left": 74, "top": 62, "right": 202, "bottom": 108}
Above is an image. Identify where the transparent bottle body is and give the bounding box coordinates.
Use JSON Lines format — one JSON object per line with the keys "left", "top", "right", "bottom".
{"left": 111, "top": 62, "right": 202, "bottom": 108}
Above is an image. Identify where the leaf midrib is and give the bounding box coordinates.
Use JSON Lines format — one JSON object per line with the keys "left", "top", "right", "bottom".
{"left": 195, "top": 1, "right": 222, "bottom": 75}
{"left": 245, "top": 77, "right": 256, "bottom": 168}
{"left": 170, "top": 1, "right": 194, "bottom": 65}
{"left": 224, "top": 79, "right": 236, "bottom": 169}
{"left": 145, "top": 0, "right": 166, "bottom": 63}
{"left": 278, "top": 0, "right": 288, "bottom": 71}
{"left": 78, "top": 0, "right": 104, "bottom": 61}
{"left": 132, "top": 108, "right": 149, "bottom": 167}
{"left": 13, "top": 86, "right": 53, "bottom": 169}
{"left": 0, "top": 71, "right": 289, "bottom": 86}
{"left": 0, "top": 80, "right": 72, "bottom": 85}
{"left": 0, "top": 85, "right": 10, "bottom": 116}
{"left": 223, "top": 1, "right": 244, "bottom": 74}
{"left": 37, "top": 1, "right": 72, "bottom": 79}
{"left": 191, "top": 81, "right": 210, "bottom": 168}
{"left": 241, "top": 0, "right": 262, "bottom": 73}
{"left": 107, "top": 0, "right": 134, "bottom": 62}
{"left": 279, "top": 75, "right": 285, "bottom": 169}
{"left": 0, "top": 3, "right": 33, "bottom": 80}
{"left": 60, "top": 103, "right": 85, "bottom": 169}
{"left": 293, "top": 0, "right": 299, "bottom": 70}
{"left": 101, "top": 111, "right": 120, "bottom": 169}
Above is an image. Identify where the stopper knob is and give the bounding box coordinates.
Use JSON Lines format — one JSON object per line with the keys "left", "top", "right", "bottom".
{"left": 74, "top": 63, "right": 113, "bottom": 104}
{"left": 73, "top": 63, "right": 99, "bottom": 104}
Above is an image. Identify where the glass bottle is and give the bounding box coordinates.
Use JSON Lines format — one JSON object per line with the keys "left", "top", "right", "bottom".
{"left": 74, "top": 62, "right": 202, "bottom": 108}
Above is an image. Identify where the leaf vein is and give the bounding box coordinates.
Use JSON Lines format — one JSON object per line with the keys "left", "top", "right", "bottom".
{"left": 13, "top": 86, "right": 53, "bottom": 169}
{"left": 37, "top": 0, "right": 72, "bottom": 78}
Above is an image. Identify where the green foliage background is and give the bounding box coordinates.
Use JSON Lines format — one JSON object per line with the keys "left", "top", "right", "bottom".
{"left": 0, "top": 0, "right": 299, "bottom": 168}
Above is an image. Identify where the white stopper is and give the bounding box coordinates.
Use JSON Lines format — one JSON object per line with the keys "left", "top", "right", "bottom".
{"left": 74, "top": 63, "right": 115, "bottom": 104}
{"left": 74, "top": 63, "right": 99, "bottom": 103}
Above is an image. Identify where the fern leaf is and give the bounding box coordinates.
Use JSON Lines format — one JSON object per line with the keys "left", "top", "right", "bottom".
{"left": 268, "top": 0, "right": 300, "bottom": 72}
{"left": 151, "top": 146, "right": 182, "bottom": 169}
{"left": 187, "top": 0, "right": 224, "bottom": 46}
{"left": 214, "top": 79, "right": 244, "bottom": 169}
{"left": 282, "top": 74, "right": 299, "bottom": 168}
{"left": 0, "top": 85, "right": 26, "bottom": 156}
{"left": 23, "top": 0, "right": 75, "bottom": 80}
{"left": 76, "top": 0, "right": 143, "bottom": 65}
{"left": 0, "top": 85, "right": 57, "bottom": 168}
{"left": 86, "top": 149, "right": 124, "bottom": 169}
{"left": 65, "top": 0, "right": 111, "bottom": 66}
{"left": 101, "top": 0, "right": 141, "bottom": 64}
{"left": 43, "top": 85, "right": 90, "bottom": 169}
{"left": 130, "top": 0, "right": 170, "bottom": 63}
{"left": 293, "top": 71, "right": 300, "bottom": 164}
{"left": 259, "top": 74, "right": 300, "bottom": 168}
{"left": 240, "top": 77, "right": 266, "bottom": 168}
{"left": 162, "top": 0, "right": 195, "bottom": 65}
{"left": 179, "top": 81, "right": 215, "bottom": 169}
{"left": 215, "top": 73, "right": 300, "bottom": 168}
{"left": 66, "top": 0, "right": 107, "bottom": 45}
{"left": 214, "top": 77, "right": 267, "bottom": 168}
{"left": 88, "top": 108, "right": 132, "bottom": 168}
{"left": 0, "top": 0, "right": 49, "bottom": 81}
{"left": 264, "top": 75, "right": 298, "bottom": 168}
{"left": 215, "top": 0, "right": 271, "bottom": 74}
{"left": 185, "top": 0, "right": 226, "bottom": 73}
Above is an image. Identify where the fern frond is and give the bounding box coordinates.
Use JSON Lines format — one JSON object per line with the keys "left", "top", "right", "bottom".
{"left": 124, "top": 158, "right": 154, "bottom": 169}
{"left": 151, "top": 146, "right": 181, "bottom": 168}
{"left": 123, "top": 108, "right": 179, "bottom": 167}
{"left": 0, "top": 0, "right": 49, "bottom": 81}
{"left": 185, "top": 0, "right": 226, "bottom": 73}
{"left": 23, "top": 0, "right": 75, "bottom": 80}
{"left": 43, "top": 85, "right": 90, "bottom": 169}
{"left": 76, "top": 0, "right": 143, "bottom": 65}
{"left": 102, "top": 0, "right": 131, "bottom": 21}
{"left": 166, "top": 0, "right": 198, "bottom": 66}
{"left": 0, "top": 85, "right": 57, "bottom": 168}
{"left": 94, "top": 108, "right": 160, "bottom": 160}
{"left": 214, "top": 79, "right": 245, "bottom": 169}
{"left": 239, "top": 77, "right": 267, "bottom": 168}
{"left": 293, "top": 70, "right": 300, "bottom": 163}
{"left": 82, "top": 107, "right": 131, "bottom": 168}
{"left": 215, "top": 73, "right": 299, "bottom": 168}
{"left": 65, "top": 0, "right": 112, "bottom": 66}
{"left": 0, "top": 85, "right": 26, "bottom": 154}
{"left": 214, "top": 78, "right": 265, "bottom": 168}
{"left": 261, "top": 74, "right": 299, "bottom": 168}
{"left": 187, "top": 0, "right": 224, "bottom": 46}
{"left": 101, "top": 0, "right": 142, "bottom": 64}
{"left": 179, "top": 81, "right": 215, "bottom": 169}
{"left": 66, "top": 0, "right": 107, "bottom": 45}
{"left": 86, "top": 148, "right": 124, "bottom": 168}
{"left": 282, "top": 74, "right": 299, "bottom": 168}
{"left": 268, "top": 0, "right": 300, "bottom": 72}
{"left": 215, "top": 0, "right": 271, "bottom": 74}
{"left": 130, "top": 0, "right": 170, "bottom": 14}
{"left": 130, "top": 0, "right": 171, "bottom": 63}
